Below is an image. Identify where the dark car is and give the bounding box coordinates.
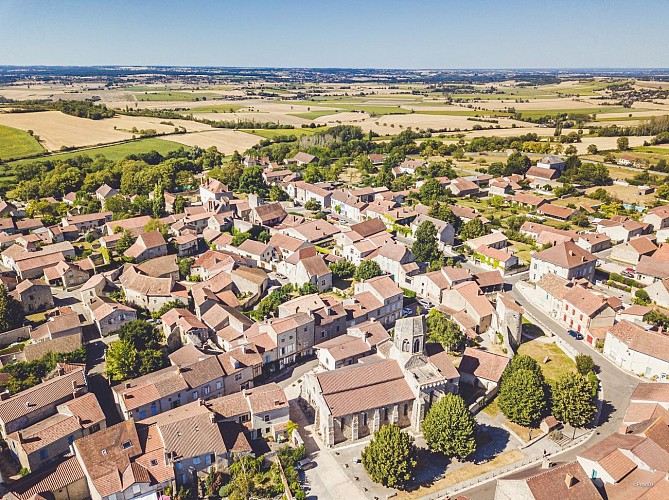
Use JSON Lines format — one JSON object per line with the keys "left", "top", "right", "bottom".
{"left": 567, "top": 329, "right": 583, "bottom": 340}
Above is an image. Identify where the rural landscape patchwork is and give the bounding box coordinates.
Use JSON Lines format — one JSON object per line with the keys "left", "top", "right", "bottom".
{"left": 2, "top": 1, "right": 669, "bottom": 500}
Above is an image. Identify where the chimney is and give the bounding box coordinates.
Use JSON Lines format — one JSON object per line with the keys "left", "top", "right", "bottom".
{"left": 199, "top": 399, "right": 205, "bottom": 406}
{"left": 125, "top": 382, "right": 132, "bottom": 389}
{"left": 620, "top": 424, "right": 629, "bottom": 434}
{"left": 209, "top": 413, "right": 216, "bottom": 424}
{"left": 58, "top": 365, "right": 65, "bottom": 376}
{"left": 564, "top": 474, "right": 576, "bottom": 489}
{"left": 17, "top": 431, "right": 22, "bottom": 444}
{"left": 0, "top": 391, "right": 9, "bottom": 401}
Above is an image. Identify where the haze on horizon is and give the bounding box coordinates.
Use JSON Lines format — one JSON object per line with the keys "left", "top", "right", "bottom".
{"left": 1, "top": 0, "right": 668, "bottom": 69}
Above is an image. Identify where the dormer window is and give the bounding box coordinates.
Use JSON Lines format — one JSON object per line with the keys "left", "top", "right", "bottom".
{"left": 122, "top": 440, "right": 132, "bottom": 449}
{"left": 101, "top": 449, "right": 107, "bottom": 456}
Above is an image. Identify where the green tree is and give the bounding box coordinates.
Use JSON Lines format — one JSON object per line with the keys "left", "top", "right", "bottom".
{"left": 328, "top": 260, "right": 356, "bottom": 279}
{"left": 428, "top": 202, "right": 461, "bottom": 232}
{"left": 633, "top": 289, "right": 651, "bottom": 306}
{"left": 575, "top": 354, "right": 595, "bottom": 375}
{"left": 144, "top": 218, "right": 169, "bottom": 238}
{"left": 361, "top": 424, "right": 417, "bottom": 489}
{"left": 426, "top": 309, "right": 465, "bottom": 352}
{"left": 617, "top": 136, "right": 630, "bottom": 151}
{"left": 238, "top": 166, "right": 268, "bottom": 196}
{"left": 115, "top": 230, "right": 136, "bottom": 255}
{"left": 498, "top": 368, "right": 548, "bottom": 427}
{"left": 0, "top": 284, "right": 25, "bottom": 333}
{"left": 419, "top": 178, "right": 445, "bottom": 205}
{"left": 375, "top": 164, "right": 394, "bottom": 190}
{"left": 232, "top": 232, "right": 251, "bottom": 247}
{"left": 269, "top": 185, "right": 289, "bottom": 202}
{"left": 118, "top": 320, "right": 164, "bottom": 350}
{"left": 299, "top": 282, "right": 319, "bottom": 295}
{"left": 587, "top": 144, "right": 599, "bottom": 154}
{"left": 151, "top": 180, "right": 165, "bottom": 219}
{"left": 503, "top": 354, "right": 545, "bottom": 383}
{"left": 422, "top": 394, "right": 477, "bottom": 459}
{"left": 552, "top": 373, "right": 597, "bottom": 428}
{"left": 178, "top": 257, "right": 194, "bottom": 279}
{"left": 459, "top": 218, "right": 489, "bottom": 240}
{"left": 304, "top": 199, "right": 322, "bottom": 211}
{"left": 412, "top": 220, "right": 440, "bottom": 263}
{"left": 354, "top": 260, "right": 381, "bottom": 281}
{"left": 570, "top": 213, "right": 590, "bottom": 228}
{"left": 105, "top": 339, "right": 138, "bottom": 381}
{"left": 173, "top": 194, "right": 186, "bottom": 214}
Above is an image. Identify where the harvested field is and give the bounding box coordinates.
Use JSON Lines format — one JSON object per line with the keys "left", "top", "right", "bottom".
{"left": 585, "top": 184, "right": 658, "bottom": 205}
{"left": 193, "top": 111, "right": 310, "bottom": 127}
{"left": 163, "top": 129, "right": 260, "bottom": 154}
{"left": 0, "top": 111, "right": 130, "bottom": 150}
{"left": 572, "top": 136, "right": 654, "bottom": 154}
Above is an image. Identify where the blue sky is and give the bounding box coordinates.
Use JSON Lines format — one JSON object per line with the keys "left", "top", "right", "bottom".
{"left": 1, "top": 0, "right": 668, "bottom": 68}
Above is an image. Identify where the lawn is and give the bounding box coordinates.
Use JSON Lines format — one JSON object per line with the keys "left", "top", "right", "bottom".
{"left": 509, "top": 241, "right": 533, "bottom": 264}
{"left": 517, "top": 339, "right": 577, "bottom": 382}
{"left": 505, "top": 420, "right": 544, "bottom": 442}
{"left": 0, "top": 124, "right": 45, "bottom": 160}
{"left": 136, "top": 91, "right": 218, "bottom": 101}
{"left": 7, "top": 138, "right": 189, "bottom": 168}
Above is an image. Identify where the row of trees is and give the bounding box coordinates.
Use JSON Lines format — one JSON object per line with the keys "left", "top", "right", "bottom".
{"left": 497, "top": 354, "right": 597, "bottom": 430}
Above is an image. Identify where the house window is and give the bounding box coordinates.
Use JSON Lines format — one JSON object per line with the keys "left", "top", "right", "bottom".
{"left": 132, "top": 485, "right": 141, "bottom": 495}
{"left": 264, "top": 414, "right": 270, "bottom": 422}
{"left": 216, "top": 381, "right": 221, "bottom": 390}
{"left": 206, "top": 454, "right": 213, "bottom": 465}
{"left": 176, "top": 462, "right": 183, "bottom": 470}
{"left": 341, "top": 417, "right": 345, "bottom": 430}
{"left": 204, "top": 386, "right": 210, "bottom": 395}
{"left": 122, "top": 440, "right": 132, "bottom": 449}
{"left": 139, "top": 410, "right": 146, "bottom": 419}
{"left": 384, "top": 408, "right": 389, "bottom": 421}
{"left": 404, "top": 403, "right": 408, "bottom": 416}
{"left": 235, "top": 373, "right": 243, "bottom": 381}
{"left": 193, "top": 457, "right": 201, "bottom": 465}
{"left": 192, "top": 391, "right": 198, "bottom": 400}
{"left": 39, "top": 449, "right": 48, "bottom": 460}
{"left": 363, "top": 412, "right": 368, "bottom": 426}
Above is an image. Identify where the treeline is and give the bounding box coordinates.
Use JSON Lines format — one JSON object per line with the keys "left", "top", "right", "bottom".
{"left": 8, "top": 99, "right": 115, "bottom": 119}
{"left": 11, "top": 146, "right": 221, "bottom": 202}
{"left": 590, "top": 115, "right": 669, "bottom": 137}
{"left": 122, "top": 107, "right": 295, "bottom": 130}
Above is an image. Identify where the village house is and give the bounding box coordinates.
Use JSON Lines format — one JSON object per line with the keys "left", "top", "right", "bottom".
{"left": 11, "top": 279, "right": 53, "bottom": 313}
{"left": 61, "top": 212, "right": 113, "bottom": 235}
{"left": 233, "top": 238, "right": 274, "bottom": 269}
{"left": 458, "top": 347, "right": 510, "bottom": 391}
{"left": 277, "top": 246, "right": 332, "bottom": 292}
{"left": 596, "top": 219, "right": 648, "bottom": 243}
{"left": 124, "top": 230, "right": 168, "bottom": 263}
{"left": 94, "top": 183, "right": 118, "bottom": 206}
{"left": 576, "top": 232, "right": 612, "bottom": 253}
{"left": 161, "top": 307, "right": 210, "bottom": 349}
{"left": 472, "top": 245, "right": 519, "bottom": 272}
{"left": 642, "top": 205, "right": 669, "bottom": 231}
{"left": 412, "top": 266, "right": 473, "bottom": 305}
{"left": 119, "top": 266, "right": 188, "bottom": 313}
{"left": 281, "top": 219, "right": 340, "bottom": 244}
{"left": 603, "top": 321, "right": 669, "bottom": 380}
{"left": 249, "top": 200, "right": 288, "bottom": 227}
{"left": 245, "top": 312, "right": 315, "bottom": 369}
{"left": 88, "top": 297, "right": 137, "bottom": 337}
{"left": 346, "top": 275, "right": 404, "bottom": 328}
{"left": 314, "top": 320, "right": 389, "bottom": 370}
{"left": 287, "top": 180, "right": 332, "bottom": 209}
{"left": 199, "top": 178, "right": 232, "bottom": 205}
{"left": 561, "top": 284, "right": 616, "bottom": 342}
{"left": 279, "top": 293, "right": 347, "bottom": 345}
{"left": 530, "top": 240, "right": 597, "bottom": 283}
{"left": 0, "top": 366, "right": 87, "bottom": 437}
{"left": 449, "top": 177, "right": 480, "bottom": 197}
{"left": 7, "top": 392, "right": 105, "bottom": 471}
{"left": 646, "top": 278, "right": 669, "bottom": 309}
{"left": 610, "top": 235, "right": 657, "bottom": 265}
{"left": 43, "top": 260, "right": 89, "bottom": 290}
{"left": 442, "top": 281, "right": 496, "bottom": 334}
{"left": 285, "top": 151, "right": 317, "bottom": 166}
{"left": 174, "top": 233, "right": 199, "bottom": 257}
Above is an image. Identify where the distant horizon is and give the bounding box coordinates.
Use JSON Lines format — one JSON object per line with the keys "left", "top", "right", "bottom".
{"left": 2, "top": 0, "right": 668, "bottom": 68}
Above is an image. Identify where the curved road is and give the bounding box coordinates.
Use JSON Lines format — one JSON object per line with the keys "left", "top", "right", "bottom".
{"left": 458, "top": 283, "right": 640, "bottom": 500}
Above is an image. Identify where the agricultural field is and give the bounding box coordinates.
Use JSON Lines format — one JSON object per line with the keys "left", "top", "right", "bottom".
{"left": 0, "top": 124, "right": 44, "bottom": 160}
{"left": 162, "top": 129, "right": 260, "bottom": 154}
{"left": 246, "top": 127, "right": 328, "bottom": 139}
{"left": 135, "top": 91, "right": 219, "bottom": 101}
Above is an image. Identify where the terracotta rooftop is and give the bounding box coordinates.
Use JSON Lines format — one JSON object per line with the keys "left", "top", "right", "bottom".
{"left": 458, "top": 347, "right": 509, "bottom": 383}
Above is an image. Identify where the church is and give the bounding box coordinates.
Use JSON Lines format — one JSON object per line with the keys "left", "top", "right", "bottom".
{"left": 302, "top": 316, "right": 460, "bottom": 447}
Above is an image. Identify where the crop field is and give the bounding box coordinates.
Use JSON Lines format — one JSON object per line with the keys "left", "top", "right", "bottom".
{"left": 245, "top": 127, "right": 328, "bottom": 139}
{"left": 177, "top": 104, "right": 246, "bottom": 114}
{"left": 163, "top": 129, "right": 260, "bottom": 154}
{"left": 289, "top": 110, "right": 342, "bottom": 120}
{"left": 6, "top": 138, "right": 188, "bottom": 168}
{"left": 135, "top": 91, "right": 219, "bottom": 101}
{"left": 0, "top": 124, "right": 44, "bottom": 160}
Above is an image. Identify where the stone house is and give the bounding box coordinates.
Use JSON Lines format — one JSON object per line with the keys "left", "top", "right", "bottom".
{"left": 12, "top": 279, "right": 53, "bottom": 313}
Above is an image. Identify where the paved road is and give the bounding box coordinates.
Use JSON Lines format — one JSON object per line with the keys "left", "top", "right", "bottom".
{"left": 457, "top": 284, "right": 639, "bottom": 500}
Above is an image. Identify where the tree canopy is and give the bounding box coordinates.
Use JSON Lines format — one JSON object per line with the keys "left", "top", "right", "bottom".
{"left": 411, "top": 220, "right": 440, "bottom": 264}
{"left": 354, "top": 260, "right": 382, "bottom": 281}
{"left": 422, "top": 394, "right": 477, "bottom": 458}
{"left": 551, "top": 373, "right": 597, "bottom": 428}
{"left": 498, "top": 368, "right": 548, "bottom": 427}
{"left": 426, "top": 309, "right": 466, "bottom": 352}
{"left": 0, "top": 284, "right": 25, "bottom": 333}
{"left": 361, "top": 424, "right": 418, "bottom": 489}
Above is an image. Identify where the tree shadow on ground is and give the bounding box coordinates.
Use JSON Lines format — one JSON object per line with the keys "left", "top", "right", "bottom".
{"left": 471, "top": 423, "right": 511, "bottom": 463}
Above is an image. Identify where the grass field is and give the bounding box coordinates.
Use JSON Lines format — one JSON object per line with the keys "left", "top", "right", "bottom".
{"left": 7, "top": 138, "right": 187, "bottom": 167}
{"left": 136, "top": 91, "right": 218, "bottom": 101}
{"left": 289, "top": 110, "right": 342, "bottom": 120}
{"left": 244, "top": 127, "right": 328, "bottom": 139}
{"left": 518, "top": 339, "right": 577, "bottom": 382}
{"left": 516, "top": 106, "right": 637, "bottom": 119}
{"left": 0, "top": 124, "right": 45, "bottom": 160}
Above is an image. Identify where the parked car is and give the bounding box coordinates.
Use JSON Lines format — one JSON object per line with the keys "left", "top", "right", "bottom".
{"left": 417, "top": 299, "right": 433, "bottom": 310}
{"left": 402, "top": 307, "right": 412, "bottom": 317}
{"left": 567, "top": 329, "right": 583, "bottom": 340}
{"left": 296, "top": 458, "right": 315, "bottom": 470}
